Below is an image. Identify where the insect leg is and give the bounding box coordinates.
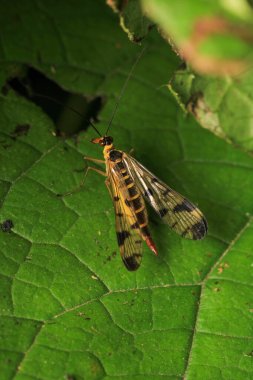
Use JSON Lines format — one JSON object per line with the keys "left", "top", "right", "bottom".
{"left": 84, "top": 156, "right": 105, "bottom": 164}
{"left": 85, "top": 166, "right": 107, "bottom": 177}
{"left": 57, "top": 166, "right": 106, "bottom": 197}
{"left": 105, "top": 178, "right": 113, "bottom": 199}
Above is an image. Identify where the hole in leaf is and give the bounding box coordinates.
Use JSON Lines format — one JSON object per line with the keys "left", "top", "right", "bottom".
{"left": 6, "top": 67, "right": 104, "bottom": 137}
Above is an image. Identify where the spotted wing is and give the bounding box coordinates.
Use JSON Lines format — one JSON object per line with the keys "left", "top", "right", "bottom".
{"left": 123, "top": 155, "right": 207, "bottom": 240}
{"left": 109, "top": 171, "right": 143, "bottom": 271}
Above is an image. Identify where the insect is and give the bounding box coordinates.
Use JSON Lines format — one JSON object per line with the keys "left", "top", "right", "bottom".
{"left": 81, "top": 49, "right": 208, "bottom": 271}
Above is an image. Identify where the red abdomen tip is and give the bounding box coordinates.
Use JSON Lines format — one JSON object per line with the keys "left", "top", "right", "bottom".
{"left": 146, "top": 237, "right": 158, "bottom": 256}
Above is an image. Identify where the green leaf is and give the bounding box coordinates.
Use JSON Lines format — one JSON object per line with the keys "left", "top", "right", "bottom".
{"left": 168, "top": 64, "right": 253, "bottom": 151}
{"left": 140, "top": 0, "right": 253, "bottom": 151}
{"left": 0, "top": 1, "right": 253, "bottom": 380}
{"left": 107, "top": 0, "right": 153, "bottom": 42}
{"left": 141, "top": 0, "right": 253, "bottom": 75}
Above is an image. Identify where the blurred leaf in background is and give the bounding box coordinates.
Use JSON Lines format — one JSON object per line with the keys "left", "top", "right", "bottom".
{"left": 141, "top": 0, "right": 253, "bottom": 151}
{"left": 0, "top": 1, "right": 253, "bottom": 380}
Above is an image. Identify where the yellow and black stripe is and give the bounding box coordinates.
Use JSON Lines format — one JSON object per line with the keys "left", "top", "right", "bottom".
{"left": 109, "top": 149, "right": 151, "bottom": 239}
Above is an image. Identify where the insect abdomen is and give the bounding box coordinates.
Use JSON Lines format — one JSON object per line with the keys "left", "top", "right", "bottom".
{"left": 110, "top": 154, "right": 156, "bottom": 240}
{"left": 110, "top": 151, "right": 157, "bottom": 253}
{"left": 118, "top": 168, "right": 148, "bottom": 232}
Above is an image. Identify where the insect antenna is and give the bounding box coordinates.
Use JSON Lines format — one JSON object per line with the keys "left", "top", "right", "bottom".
{"left": 33, "top": 93, "right": 102, "bottom": 136}
{"left": 105, "top": 46, "right": 146, "bottom": 136}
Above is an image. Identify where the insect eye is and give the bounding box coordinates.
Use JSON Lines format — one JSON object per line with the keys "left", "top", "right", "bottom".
{"left": 104, "top": 136, "right": 113, "bottom": 145}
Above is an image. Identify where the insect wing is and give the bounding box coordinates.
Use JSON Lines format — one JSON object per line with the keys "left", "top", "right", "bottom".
{"left": 123, "top": 154, "right": 207, "bottom": 240}
{"left": 109, "top": 172, "right": 143, "bottom": 271}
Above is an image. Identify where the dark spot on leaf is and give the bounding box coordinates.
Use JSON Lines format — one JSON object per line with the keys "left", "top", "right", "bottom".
{"left": 1, "top": 219, "right": 14, "bottom": 232}
{"left": 11, "top": 124, "right": 30, "bottom": 139}
{"left": 77, "top": 312, "right": 91, "bottom": 321}
{"left": 106, "top": 251, "right": 117, "bottom": 262}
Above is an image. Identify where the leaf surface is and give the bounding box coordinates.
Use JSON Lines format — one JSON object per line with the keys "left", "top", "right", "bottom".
{"left": 0, "top": 1, "right": 253, "bottom": 380}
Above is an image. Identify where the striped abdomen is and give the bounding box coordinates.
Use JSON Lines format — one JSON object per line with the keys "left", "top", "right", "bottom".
{"left": 109, "top": 149, "right": 157, "bottom": 254}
